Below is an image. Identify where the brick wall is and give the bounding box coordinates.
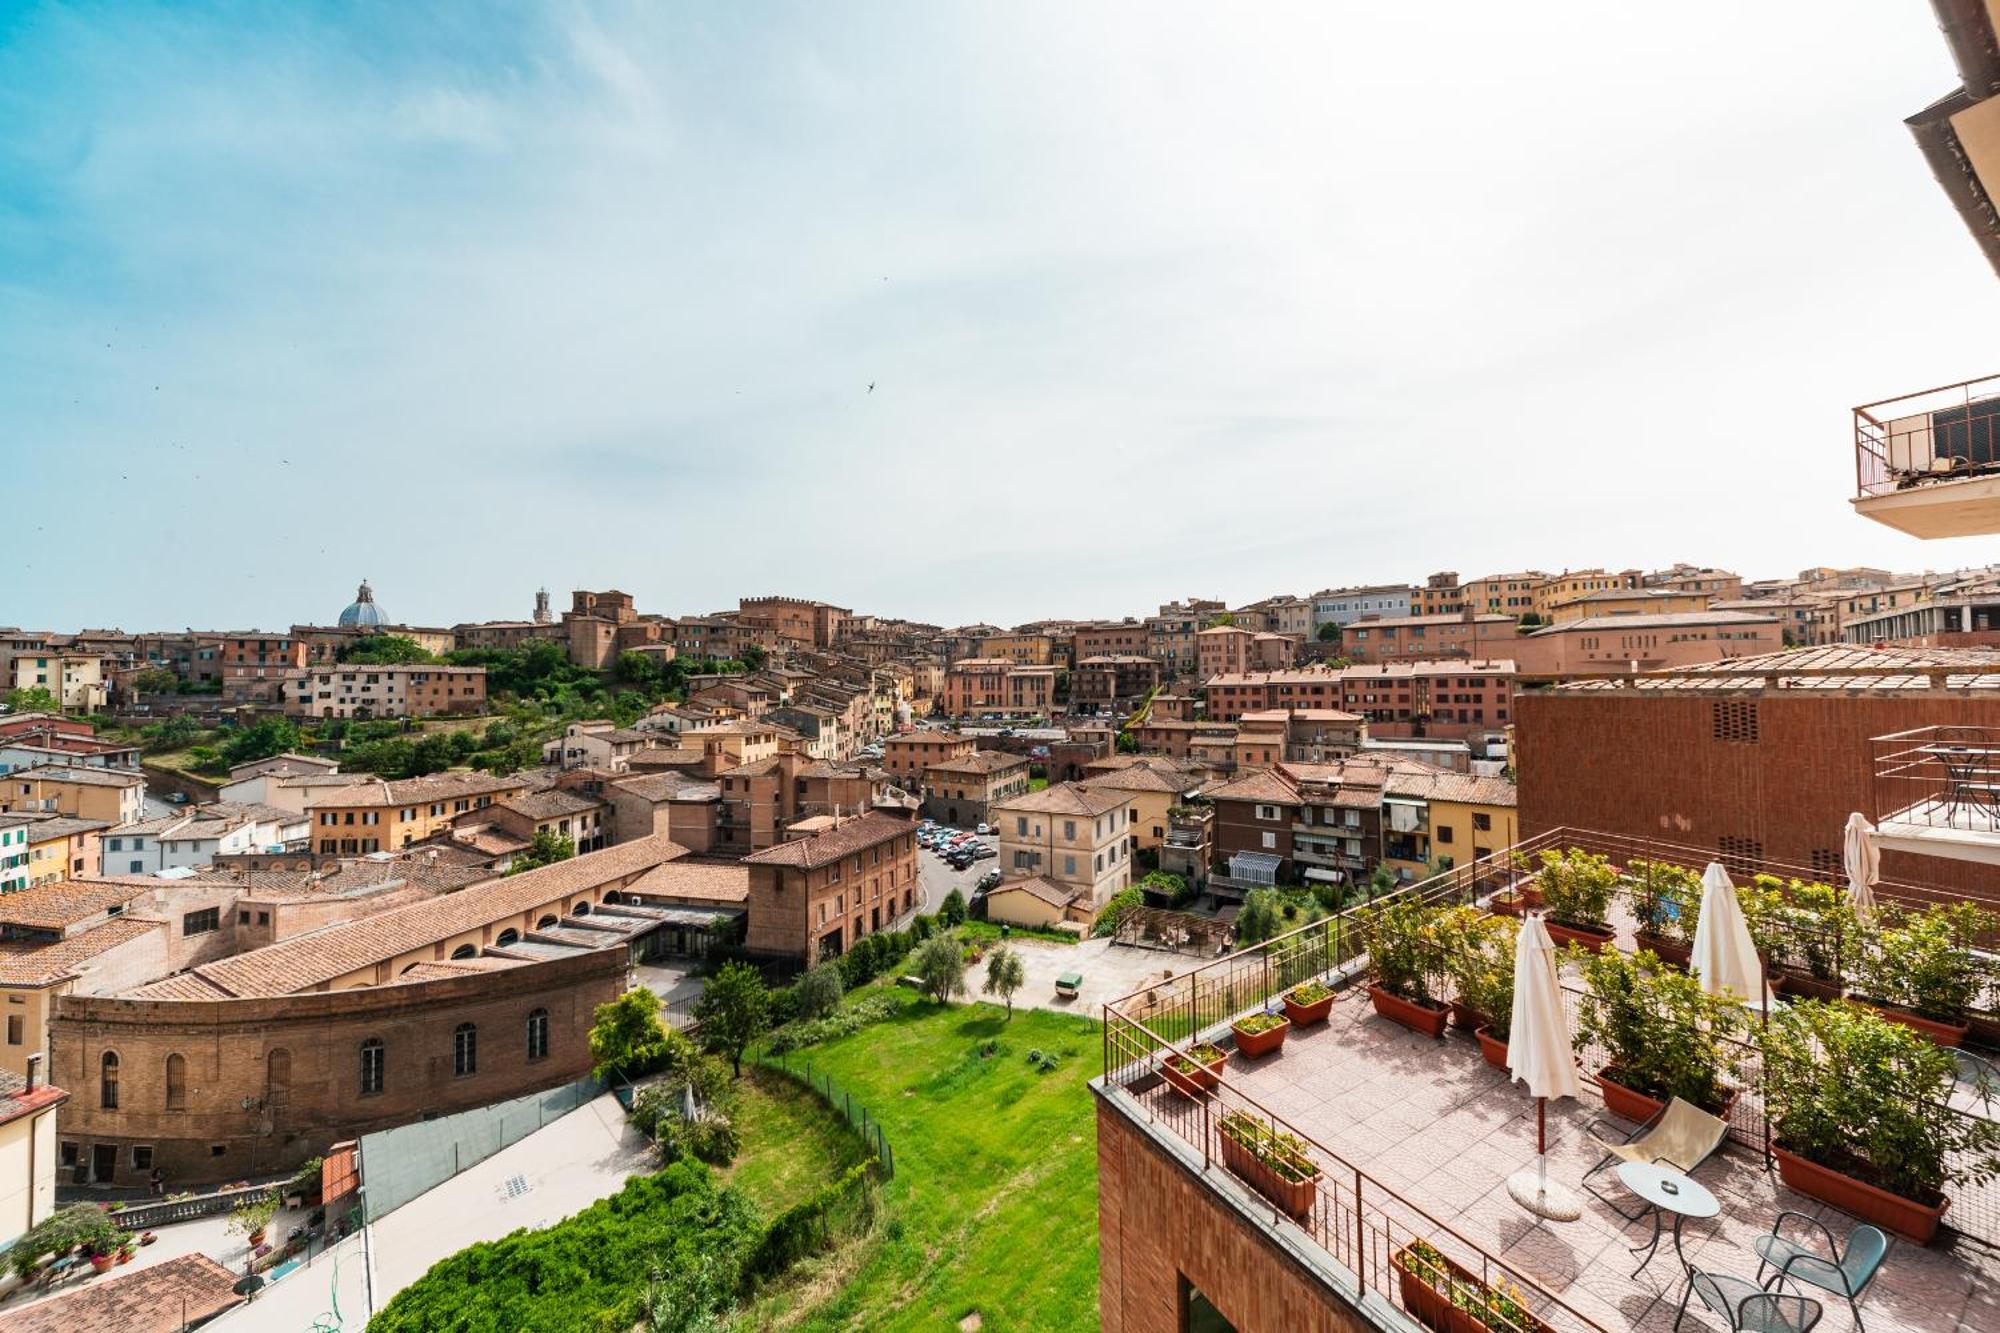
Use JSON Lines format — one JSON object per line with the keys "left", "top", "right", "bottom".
{"left": 1097, "top": 1096, "right": 1378, "bottom": 1333}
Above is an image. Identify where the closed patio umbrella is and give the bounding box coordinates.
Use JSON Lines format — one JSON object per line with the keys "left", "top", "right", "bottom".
{"left": 1844, "top": 812, "right": 1880, "bottom": 920}
{"left": 1505, "top": 913, "right": 1583, "bottom": 1220}
{"left": 1690, "top": 862, "right": 1765, "bottom": 1006}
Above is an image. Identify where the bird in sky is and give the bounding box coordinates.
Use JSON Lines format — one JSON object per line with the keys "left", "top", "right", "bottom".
{"left": 867, "top": 382, "right": 875, "bottom": 393}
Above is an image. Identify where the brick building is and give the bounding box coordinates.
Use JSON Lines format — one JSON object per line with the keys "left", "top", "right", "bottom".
{"left": 1339, "top": 612, "right": 1517, "bottom": 665}
{"left": 1509, "top": 610, "right": 1782, "bottom": 677}
{"left": 283, "top": 663, "right": 487, "bottom": 719}
{"left": 920, "top": 750, "right": 1032, "bottom": 827}
{"left": 742, "top": 812, "right": 919, "bottom": 961}
{"left": 1071, "top": 656, "right": 1163, "bottom": 714}
{"left": 882, "top": 731, "right": 975, "bottom": 784}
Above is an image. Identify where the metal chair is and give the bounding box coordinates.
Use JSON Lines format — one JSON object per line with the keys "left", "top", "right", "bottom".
{"left": 1581, "top": 1096, "right": 1728, "bottom": 1222}
{"left": 1753, "top": 1211, "right": 1888, "bottom": 1333}
{"left": 1676, "top": 1267, "right": 1822, "bottom": 1332}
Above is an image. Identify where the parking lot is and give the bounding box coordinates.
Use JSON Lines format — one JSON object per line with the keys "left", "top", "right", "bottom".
{"left": 914, "top": 823, "right": 999, "bottom": 917}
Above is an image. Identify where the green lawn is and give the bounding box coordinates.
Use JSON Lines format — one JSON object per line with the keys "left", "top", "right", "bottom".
{"left": 724, "top": 1068, "right": 870, "bottom": 1216}
{"left": 744, "top": 988, "right": 1103, "bottom": 1332}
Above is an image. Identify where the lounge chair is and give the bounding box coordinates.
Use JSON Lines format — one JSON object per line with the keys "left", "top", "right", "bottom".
{"left": 1676, "top": 1266, "right": 1822, "bottom": 1332}
{"left": 1753, "top": 1212, "right": 1888, "bottom": 1333}
{"left": 1581, "top": 1096, "right": 1728, "bottom": 1222}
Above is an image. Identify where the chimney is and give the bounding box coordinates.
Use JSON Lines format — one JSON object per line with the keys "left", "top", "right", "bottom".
{"left": 25, "top": 1053, "right": 41, "bottom": 1092}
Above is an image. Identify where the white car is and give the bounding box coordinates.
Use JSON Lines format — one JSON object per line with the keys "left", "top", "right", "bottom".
{"left": 975, "top": 823, "right": 993, "bottom": 835}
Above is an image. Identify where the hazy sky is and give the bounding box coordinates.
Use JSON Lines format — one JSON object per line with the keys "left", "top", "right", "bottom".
{"left": 4, "top": 2, "right": 1997, "bottom": 632}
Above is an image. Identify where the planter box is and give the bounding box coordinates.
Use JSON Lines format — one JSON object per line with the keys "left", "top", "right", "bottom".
{"left": 1519, "top": 885, "right": 1545, "bottom": 910}
{"left": 1772, "top": 1145, "right": 1948, "bottom": 1245}
{"left": 1391, "top": 1245, "right": 1551, "bottom": 1333}
{"left": 1632, "top": 931, "right": 1691, "bottom": 970}
{"left": 1490, "top": 895, "right": 1524, "bottom": 919}
{"left": 1594, "top": 1068, "right": 1738, "bottom": 1126}
{"left": 1230, "top": 1016, "right": 1290, "bottom": 1059}
{"left": 1449, "top": 1002, "right": 1490, "bottom": 1033}
{"left": 1543, "top": 919, "right": 1615, "bottom": 954}
{"left": 1282, "top": 990, "right": 1335, "bottom": 1028}
{"left": 1158, "top": 1050, "right": 1226, "bottom": 1097}
{"left": 1854, "top": 998, "right": 1970, "bottom": 1048}
{"left": 1772, "top": 967, "right": 1843, "bottom": 1003}
{"left": 1218, "top": 1128, "right": 1319, "bottom": 1219}
{"left": 1967, "top": 1009, "right": 2000, "bottom": 1049}
{"left": 1368, "top": 984, "right": 1449, "bottom": 1038}
{"left": 1474, "top": 1026, "right": 1510, "bottom": 1070}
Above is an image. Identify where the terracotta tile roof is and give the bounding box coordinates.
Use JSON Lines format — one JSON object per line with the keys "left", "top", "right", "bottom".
{"left": 611, "top": 773, "right": 718, "bottom": 802}
{"left": 624, "top": 860, "right": 751, "bottom": 903}
{"left": 1537, "top": 610, "right": 1776, "bottom": 632}
{"left": 1555, "top": 643, "right": 2000, "bottom": 693}
{"left": 228, "top": 858, "right": 494, "bottom": 900}
{"left": 742, "top": 812, "right": 914, "bottom": 869}
{"left": 125, "top": 971, "right": 233, "bottom": 1000}
{"left": 0, "top": 1253, "right": 241, "bottom": 1333}
{"left": 925, "top": 750, "right": 1029, "bottom": 776}
{"left": 135, "top": 835, "right": 690, "bottom": 998}
{"left": 1205, "top": 769, "right": 1301, "bottom": 805}
{"left": 0, "top": 1069, "right": 68, "bottom": 1128}
{"left": 992, "top": 781, "right": 1134, "bottom": 818}
{"left": 307, "top": 771, "right": 525, "bottom": 809}
{"left": 10, "top": 763, "right": 144, "bottom": 788}
{"left": 12, "top": 814, "right": 112, "bottom": 843}
{"left": 0, "top": 916, "right": 165, "bottom": 986}
{"left": 395, "top": 958, "right": 522, "bottom": 983}
{"left": 988, "top": 875, "right": 1082, "bottom": 909}
{"left": 1382, "top": 770, "right": 1518, "bottom": 807}
{"left": 0, "top": 877, "right": 154, "bottom": 930}
{"left": 1078, "top": 762, "right": 1197, "bottom": 795}
{"left": 500, "top": 789, "right": 604, "bottom": 820}
{"left": 628, "top": 745, "right": 704, "bottom": 766}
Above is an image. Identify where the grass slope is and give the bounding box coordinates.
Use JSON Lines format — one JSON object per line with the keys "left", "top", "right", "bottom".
{"left": 757, "top": 988, "right": 1102, "bottom": 1333}
{"left": 725, "top": 1068, "right": 870, "bottom": 1217}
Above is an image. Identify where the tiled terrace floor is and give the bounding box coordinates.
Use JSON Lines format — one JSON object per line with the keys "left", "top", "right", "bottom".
{"left": 1137, "top": 989, "right": 2000, "bottom": 1333}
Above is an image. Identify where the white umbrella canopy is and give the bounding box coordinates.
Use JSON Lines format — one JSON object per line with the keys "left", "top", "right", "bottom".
{"left": 1844, "top": 812, "right": 1881, "bottom": 920}
{"left": 1690, "top": 862, "right": 1764, "bottom": 1004}
{"left": 1505, "top": 914, "right": 1582, "bottom": 1220}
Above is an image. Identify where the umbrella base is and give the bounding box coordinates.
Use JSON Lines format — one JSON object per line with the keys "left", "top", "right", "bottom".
{"left": 1506, "top": 1172, "right": 1582, "bottom": 1221}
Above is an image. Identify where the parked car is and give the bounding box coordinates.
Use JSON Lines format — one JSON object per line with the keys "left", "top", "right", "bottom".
{"left": 971, "top": 844, "right": 996, "bottom": 860}
{"left": 977, "top": 870, "right": 1002, "bottom": 891}
{"left": 975, "top": 823, "right": 993, "bottom": 835}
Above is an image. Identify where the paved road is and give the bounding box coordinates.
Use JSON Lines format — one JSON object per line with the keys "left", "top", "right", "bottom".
{"left": 902, "top": 829, "right": 997, "bottom": 926}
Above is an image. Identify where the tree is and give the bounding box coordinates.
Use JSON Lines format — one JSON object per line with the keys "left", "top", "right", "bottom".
{"left": 1369, "top": 864, "right": 1397, "bottom": 899}
{"left": 1234, "top": 888, "right": 1283, "bottom": 946}
{"left": 983, "top": 946, "right": 1026, "bottom": 1018}
{"left": 740, "top": 644, "right": 768, "bottom": 672}
{"left": 694, "top": 962, "right": 770, "bottom": 1077}
{"left": 795, "top": 961, "right": 844, "bottom": 1020}
{"left": 341, "top": 634, "right": 435, "bottom": 665}
{"left": 219, "top": 716, "right": 300, "bottom": 766}
{"left": 133, "top": 667, "right": 180, "bottom": 694}
{"left": 1205, "top": 612, "right": 1235, "bottom": 628}
{"left": 478, "top": 736, "right": 543, "bottom": 775}
{"left": 510, "top": 827, "right": 576, "bottom": 874}
{"left": 139, "top": 715, "right": 201, "bottom": 753}
{"left": 1115, "top": 731, "right": 1140, "bottom": 754}
{"left": 590, "top": 987, "right": 671, "bottom": 1080}
{"left": 1316, "top": 622, "right": 1340, "bottom": 642}
{"left": 912, "top": 934, "right": 967, "bottom": 1005}
{"left": 4, "top": 687, "right": 58, "bottom": 714}
{"left": 938, "top": 888, "right": 968, "bottom": 927}
{"left": 615, "top": 651, "right": 663, "bottom": 692}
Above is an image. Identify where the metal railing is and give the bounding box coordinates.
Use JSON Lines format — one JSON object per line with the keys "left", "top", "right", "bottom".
{"left": 1876, "top": 725, "right": 2000, "bottom": 840}
{"left": 1855, "top": 373, "right": 2000, "bottom": 500}
{"left": 756, "top": 1051, "right": 894, "bottom": 1179}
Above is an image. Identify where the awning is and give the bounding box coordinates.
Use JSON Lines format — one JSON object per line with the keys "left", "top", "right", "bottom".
{"left": 1304, "top": 868, "right": 1344, "bottom": 883}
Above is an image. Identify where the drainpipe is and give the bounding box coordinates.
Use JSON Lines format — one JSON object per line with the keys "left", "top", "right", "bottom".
{"left": 25, "top": 1053, "right": 43, "bottom": 1232}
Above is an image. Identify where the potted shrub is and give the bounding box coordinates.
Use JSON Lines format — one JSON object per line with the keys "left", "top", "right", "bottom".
{"left": 114, "top": 1242, "right": 135, "bottom": 1266}
{"left": 1569, "top": 945, "right": 1744, "bottom": 1122}
{"left": 1230, "top": 1009, "right": 1290, "bottom": 1058}
{"left": 230, "top": 1193, "right": 280, "bottom": 1248}
{"left": 1360, "top": 896, "right": 1449, "bottom": 1038}
{"left": 1625, "top": 858, "right": 1701, "bottom": 968}
{"left": 1440, "top": 907, "right": 1512, "bottom": 1031}
{"left": 1217, "top": 1110, "right": 1319, "bottom": 1219}
{"left": 1762, "top": 998, "right": 2000, "bottom": 1243}
{"left": 1281, "top": 978, "right": 1335, "bottom": 1027}
{"left": 1751, "top": 876, "right": 1860, "bottom": 1001}
{"left": 1158, "top": 1041, "right": 1228, "bottom": 1096}
{"left": 1534, "top": 848, "right": 1618, "bottom": 952}
{"left": 87, "top": 1246, "right": 114, "bottom": 1274}
{"left": 1391, "top": 1240, "right": 1548, "bottom": 1333}
{"left": 1457, "top": 923, "right": 1516, "bottom": 1072}
{"left": 1850, "top": 903, "right": 1994, "bottom": 1046}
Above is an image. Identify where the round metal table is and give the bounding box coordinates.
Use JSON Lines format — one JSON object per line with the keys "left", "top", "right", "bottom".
{"left": 1617, "top": 1160, "right": 1719, "bottom": 1278}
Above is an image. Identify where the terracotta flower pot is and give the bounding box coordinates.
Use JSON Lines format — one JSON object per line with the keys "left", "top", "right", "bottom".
{"left": 1854, "top": 997, "right": 1969, "bottom": 1048}
{"left": 1230, "top": 1015, "right": 1290, "bottom": 1058}
{"left": 1594, "top": 1067, "right": 1738, "bottom": 1125}
{"left": 1490, "top": 895, "right": 1524, "bottom": 919}
{"left": 88, "top": 1254, "right": 114, "bottom": 1273}
{"left": 1391, "top": 1245, "right": 1552, "bottom": 1333}
{"left": 1967, "top": 1010, "right": 2000, "bottom": 1049}
{"left": 1282, "top": 990, "right": 1335, "bottom": 1027}
{"left": 1771, "top": 967, "right": 1842, "bottom": 1002}
{"left": 1158, "top": 1050, "right": 1226, "bottom": 1097}
{"left": 1632, "top": 931, "right": 1691, "bottom": 970}
{"left": 1543, "top": 919, "right": 1615, "bottom": 954}
{"left": 1519, "top": 885, "right": 1545, "bottom": 910}
{"left": 1449, "top": 1001, "right": 1490, "bottom": 1032}
{"left": 1368, "top": 983, "right": 1449, "bottom": 1038}
{"left": 1474, "top": 1026, "right": 1509, "bottom": 1070}
{"left": 1218, "top": 1130, "right": 1318, "bottom": 1220}
{"left": 248, "top": 1227, "right": 268, "bottom": 1247}
{"left": 114, "top": 1250, "right": 134, "bottom": 1266}
{"left": 1772, "top": 1145, "right": 1948, "bottom": 1245}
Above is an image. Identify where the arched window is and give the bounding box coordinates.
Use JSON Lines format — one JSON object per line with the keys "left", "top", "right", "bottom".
{"left": 266, "top": 1048, "right": 292, "bottom": 1104}
{"left": 453, "top": 1023, "right": 477, "bottom": 1077}
{"left": 164, "top": 1053, "right": 186, "bottom": 1111}
{"left": 494, "top": 928, "right": 520, "bottom": 948}
{"left": 360, "top": 1038, "right": 385, "bottom": 1096}
{"left": 100, "top": 1051, "right": 119, "bottom": 1110}
{"left": 450, "top": 943, "right": 478, "bottom": 960}
{"left": 536, "top": 914, "right": 559, "bottom": 929}
{"left": 526, "top": 1008, "right": 549, "bottom": 1062}
{"left": 571, "top": 902, "right": 591, "bottom": 917}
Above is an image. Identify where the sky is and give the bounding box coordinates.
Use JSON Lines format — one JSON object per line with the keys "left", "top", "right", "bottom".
{"left": 3, "top": 1, "right": 1998, "bottom": 632}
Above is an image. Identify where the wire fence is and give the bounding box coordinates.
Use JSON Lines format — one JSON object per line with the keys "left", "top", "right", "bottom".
{"left": 756, "top": 1051, "right": 895, "bottom": 1180}
{"left": 357, "top": 1074, "right": 605, "bottom": 1219}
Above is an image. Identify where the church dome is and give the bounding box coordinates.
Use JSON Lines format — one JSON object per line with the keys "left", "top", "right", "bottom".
{"left": 338, "top": 580, "right": 388, "bottom": 628}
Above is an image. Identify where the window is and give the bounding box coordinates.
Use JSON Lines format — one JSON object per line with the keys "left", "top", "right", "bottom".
{"left": 182, "top": 908, "right": 219, "bottom": 936}
{"left": 5, "top": 1014, "right": 19, "bottom": 1045}
{"left": 1261, "top": 832, "right": 1277, "bottom": 850}
{"left": 132, "top": 1146, "right": 154, "bottom": 1171}
{"left": 101, "top": 1051, "right": 119, "bottom": 1109}
{"left": 1436, "top": 825, "right": 1454, "bottom": 845}
{"left": 451, "top": 943, "right": 478, "bottom": 960}
{"left": 1472, "top": 812, "right": 1491, "bottom": 832}
{"left": 526, "top": 1008, "right": 550, "bottom": 1061}
{"left": 360, "top": 1038, "right": 385, "bottom": 1095}
{"left": 1063, "top": 820, "right": 1076, "bottom": 840}
{"left": 165, "top": 1053, "right": 186, "bottom": 1110}
{"left": 454, "top": 1023, "right": 477, "bottom": 1077}
{"left": 1255, "top": 804, "right": 1279, "bottom": 821}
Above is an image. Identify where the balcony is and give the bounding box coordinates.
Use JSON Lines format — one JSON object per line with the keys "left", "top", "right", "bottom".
{"left": 1853, "top": 374, "right": 2000, "bottom": 537}
{"left": 1874, "top": 725, "right": 2000, "bottom": 866}
{"left": 1096, "top": 827, "right": 2000, "bottom": 1333}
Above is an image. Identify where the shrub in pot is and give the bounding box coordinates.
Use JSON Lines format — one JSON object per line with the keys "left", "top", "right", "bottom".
{"left": 1391, "top": 1239, "right": 1546, "bottom": 1333}
{"left": 1359, "top": 895, "right": 1449, "bottom": 1037}
{"left": 1217, "top": 1109, "right": 1319, "bottom": 1218}
{"left": 1849, "top": 903, "right": 1995, "bottom": 1046}
{"left": 1761, "top": 998, "right": 2000, "bottom": 1242}
{"left": 1534, "top": 848, "right": 1618, "bottom": 950}
{"left": 1230, "top": 1009, "right": 1290, "bottom": 1058}
{"left": 1569, "top": 945, "right": 1744, "bottom": 1121}
{"left": 1281, "top": 979, "right": 1335, "bottom": 1027}
{"left": 1750, "top": 876, "right": 1860, "bottom": 1001}
{"left": 1438, "top": 906, "right": 1512, "bottom": 1031}
{"left": 1454, "top": 917, "right": 1515, "bottom": 1071}
{"left": 1624, "top": 858, "right": 1701, "bottom": 967}
{"left": 229, "top": 1194, "right": 280, "bottom": 1248}
{"left": 1159, "top": 1040, "right": 1228, "bottom": 1096}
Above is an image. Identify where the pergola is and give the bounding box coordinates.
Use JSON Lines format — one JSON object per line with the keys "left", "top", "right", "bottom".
{"left": 1111, "top": 905, "right": 1237, "bottom": 957}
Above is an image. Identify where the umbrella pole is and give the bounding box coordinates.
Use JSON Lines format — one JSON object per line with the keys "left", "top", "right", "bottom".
{"left": 1537, "top": 1097, "right": 1547, "bottom": 1190}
